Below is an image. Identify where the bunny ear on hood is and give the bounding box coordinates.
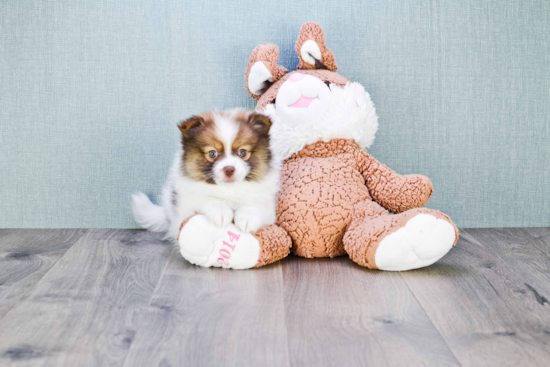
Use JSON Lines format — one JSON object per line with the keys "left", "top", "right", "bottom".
{"left": 295, "top": 22, "right": 337, "bottom": 72}
{"left": 245, "top": 43, "right": 288, "bottom": 100}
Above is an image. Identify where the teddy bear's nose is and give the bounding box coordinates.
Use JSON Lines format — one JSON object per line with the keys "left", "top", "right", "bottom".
{"left": 289, "top": 73, "right": 306, "bottom": 82}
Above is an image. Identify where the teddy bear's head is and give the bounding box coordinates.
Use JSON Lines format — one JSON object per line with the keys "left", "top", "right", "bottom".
{"left": 245, "top": 22, "right": 379, "bottom": 160}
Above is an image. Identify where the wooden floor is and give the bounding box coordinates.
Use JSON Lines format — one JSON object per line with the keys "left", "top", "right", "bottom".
{"left": 0, "top": 228, "right": 549, "bottom": 366}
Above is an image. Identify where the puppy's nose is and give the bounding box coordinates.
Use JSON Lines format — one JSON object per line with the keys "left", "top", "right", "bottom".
{"left": 223, "top": 166, "right": 235, "bottom": 177}
{"left": 288, "top": 73, "right": 305, "bottom": 82}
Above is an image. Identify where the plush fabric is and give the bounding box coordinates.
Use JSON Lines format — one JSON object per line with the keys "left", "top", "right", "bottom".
{"left": 265, "top": 80, "right": 378, "bottom": 161}
{"left": 275, "top": 138, "right": 446, "bottom": 258}
{"left": 345, "top": 209, "right": 458, "bottom": 269}
{"left": 295, "top": 22, "right": 338, "bottom": 72}
{"left": 178, "top": 215, "right": 262, "bottom": 269}
{"left": 252, "top": 224, "right": 292, "bottom": 268}
{"left": 254, "top": 70, "right": 349, "bottom": 112}
{"left": 178, "top": 22, "right": 459, "bottom": 270}
{"left": 246, "top": 44, "right": 288, "bottom": 100}
{"left": 177, "top": 215, "right": 290, "bottom": 269}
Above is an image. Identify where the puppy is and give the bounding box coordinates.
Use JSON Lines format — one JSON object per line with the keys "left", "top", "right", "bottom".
{"left": 132, "top": 109, "right": 279, "bottom": 241}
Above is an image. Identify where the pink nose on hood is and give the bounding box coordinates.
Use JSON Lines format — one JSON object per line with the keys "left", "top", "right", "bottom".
{"left": 288, "top": 73, "right": 306, "bottom": 82}
{"left": 287, "top": 73, "right": 315, "bottom": 107}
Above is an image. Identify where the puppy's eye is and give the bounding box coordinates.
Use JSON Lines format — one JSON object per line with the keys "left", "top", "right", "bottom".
{"left": 208, "top": 150, "right": 218, "bottom": 159}
{"left": 238, "top": 149, "right": 247, "bottom": 158}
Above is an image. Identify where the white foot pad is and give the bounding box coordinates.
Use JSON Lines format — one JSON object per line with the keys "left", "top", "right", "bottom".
{"left": 375, "top": 214, "right": 455, "bottom": 271}
{"left": 178, "top": 215, "right": 260, "bottom": 269}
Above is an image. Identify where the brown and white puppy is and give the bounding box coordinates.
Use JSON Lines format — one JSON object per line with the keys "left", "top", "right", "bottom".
{"left": 132, "top": 109, "right": 279, "bottom": 241}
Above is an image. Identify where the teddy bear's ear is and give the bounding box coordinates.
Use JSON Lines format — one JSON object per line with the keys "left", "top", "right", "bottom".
{"left": 245, "top": 43, "right": 288, "bottom": 100}
{"left": 295, "top": 22, "right": 337, "bottom": 72}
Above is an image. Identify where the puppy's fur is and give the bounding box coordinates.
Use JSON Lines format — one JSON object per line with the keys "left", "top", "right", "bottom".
{"left": 132, "top": 109, "right": 279, "bottom": 241}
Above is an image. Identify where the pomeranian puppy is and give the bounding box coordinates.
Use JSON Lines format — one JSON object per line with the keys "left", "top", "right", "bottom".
{"left": 132, "top": 109, "right": 279, "bottom": 241}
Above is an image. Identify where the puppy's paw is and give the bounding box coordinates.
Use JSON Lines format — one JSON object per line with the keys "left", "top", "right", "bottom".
{"left": 201, "top": 201, "right": 233, "bottom": 227}
{"left": 234, "top": 206, "right": 263, "bottom": 233}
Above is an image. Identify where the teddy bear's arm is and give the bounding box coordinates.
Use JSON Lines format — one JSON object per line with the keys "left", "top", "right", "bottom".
{"left": 358, "top": 151, "right": 433, "bottom": 213}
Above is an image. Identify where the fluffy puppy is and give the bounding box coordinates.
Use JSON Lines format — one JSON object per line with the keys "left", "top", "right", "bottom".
{"left": 132, "top": 109, "right": 279, "bottom": 241}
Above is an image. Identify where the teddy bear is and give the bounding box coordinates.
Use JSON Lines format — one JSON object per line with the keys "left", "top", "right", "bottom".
{"left": 177, "top": 22, "right": 459, "bottom": 270}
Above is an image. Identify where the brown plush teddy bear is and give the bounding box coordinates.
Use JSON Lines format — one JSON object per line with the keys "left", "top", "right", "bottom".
{"left": 177, "top": 22, "right": 458, "bottom": 270}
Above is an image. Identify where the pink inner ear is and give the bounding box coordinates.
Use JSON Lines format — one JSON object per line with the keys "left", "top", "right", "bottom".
{"left": 290, "top": 97, "right": 316, "bottom": 108}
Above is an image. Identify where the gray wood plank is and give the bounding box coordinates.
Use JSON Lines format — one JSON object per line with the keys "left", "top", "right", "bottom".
{"left": 0, "top": 229, "right": 87, "bottom": 320}
{"left": 464, "top": 228, "right": 550, "bottom": 297}
{"left": 519, "top": 227, "right": 550, "bottom": 259}
{"left": 282, "top": 256, "right": 459, "bottom": 367}
{"left": 401, "top": 229, "right": 550, "bottom": 367}
{"left": 0, "top": 229, "right": 172, "bottom": 367}
{"left": 122, "top": 255, "right": 290, "bottom": 367}
{"left": 2, "top": 227, "right": 549, "bottom": 366}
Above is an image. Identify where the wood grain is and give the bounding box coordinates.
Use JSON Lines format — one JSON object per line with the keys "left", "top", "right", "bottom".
{"left": 123, "top": 255, "right": 290, "bottom": 367}
{"left": 401, "top": 229, "right": 550, "bottom": 367}
{"left": 518, "top": 227, "right": 550, "bottom": 259}
{"left": 2, "top": 228, "right": 550, "bottom": 366}
{"left": 0, "top": 229, "right": 86, "bottom": 320}
{"left": 464, "top": 228, "right": 550, "bottom": 297}
{"left": 0, "top": 229, "right": 172, "bottom": 367}
{"left": 282, "top": 255, "right": 459, "bottom": 367}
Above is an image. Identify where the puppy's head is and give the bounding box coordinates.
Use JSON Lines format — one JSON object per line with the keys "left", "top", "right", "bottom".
{"left": 178, "top": 110, "right": 272, "bottom": 185}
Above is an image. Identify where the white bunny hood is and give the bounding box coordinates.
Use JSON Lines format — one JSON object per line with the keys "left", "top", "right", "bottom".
{"left": 261, "top": 82, "right": 379, "bottom": 161}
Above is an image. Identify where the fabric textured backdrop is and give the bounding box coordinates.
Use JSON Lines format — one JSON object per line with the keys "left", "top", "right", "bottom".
{"left": 1, "top": 0, "right": 549, "bottom": 228}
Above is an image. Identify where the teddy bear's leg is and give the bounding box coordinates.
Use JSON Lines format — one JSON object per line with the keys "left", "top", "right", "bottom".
{"left": 252, "top": 224, "right": 293, "bottom": 268}
{"left": 177, "top": 215, "right": 291, "bottom": 269}
{"left": 343, "top": 204, "right": 459, "bottom": 271}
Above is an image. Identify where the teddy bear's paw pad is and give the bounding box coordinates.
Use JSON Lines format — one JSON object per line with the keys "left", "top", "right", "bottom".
{"left": 375, "top": 214, "right": 455, "bottom": 271}
{"left": 178, "top": 215, "right": 223, "bottom": 264}
{"left": 178, "top": 215, "right": 260, "bottom": 269}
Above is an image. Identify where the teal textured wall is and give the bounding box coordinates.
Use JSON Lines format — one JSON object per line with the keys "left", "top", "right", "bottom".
{"left": 1, "top": 0, "right": 549, "bottom": 228}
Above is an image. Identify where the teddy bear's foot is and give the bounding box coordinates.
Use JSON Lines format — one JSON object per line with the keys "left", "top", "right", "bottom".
{"left": 344, "top": 208, "right": 458, "bottom": 271}
{"left": 178, "top": 215, "right": 260, "bottom": 269}
{"left": 374, "top": 213, "right": 457, "bottom": 271}
{"left": 178, "top": 215, "right": 292, "bottom": 269}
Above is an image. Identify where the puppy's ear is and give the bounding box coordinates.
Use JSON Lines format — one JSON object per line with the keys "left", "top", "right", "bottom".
{"left": 248, "top": 113, "right": 272, "bottom": 135}
{"left": 178, "top": 115, "right": 204, "bottom": 137}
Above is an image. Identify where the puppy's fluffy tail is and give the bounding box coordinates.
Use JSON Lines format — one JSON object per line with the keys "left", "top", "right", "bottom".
{"left": 131, "top": 192, "right": 169, "bottom": 232}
